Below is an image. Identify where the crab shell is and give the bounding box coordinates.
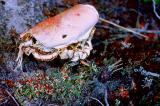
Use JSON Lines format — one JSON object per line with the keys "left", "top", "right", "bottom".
{"left": 20, "top": 4, "right": 99, "bottom": 48}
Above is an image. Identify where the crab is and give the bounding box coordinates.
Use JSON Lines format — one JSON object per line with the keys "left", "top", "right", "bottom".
{"left": 14, "top": 4, "right": 99, "bottom": 71}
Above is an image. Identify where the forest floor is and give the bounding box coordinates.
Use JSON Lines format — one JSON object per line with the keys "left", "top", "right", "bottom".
{"left": 0, "top": 0, "right": 160, "bottom": 105}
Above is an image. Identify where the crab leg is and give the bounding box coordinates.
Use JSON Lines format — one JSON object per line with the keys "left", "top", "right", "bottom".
{"left": 81, "top": 27, "right": 96, "bottom": 48}
{"left": 14, "top": 40, "right": 33, "bottom": 71}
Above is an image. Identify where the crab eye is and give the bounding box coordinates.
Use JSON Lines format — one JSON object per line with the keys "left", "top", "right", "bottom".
{"left": 21, "top": 33, "right": 33, "bottom": 42}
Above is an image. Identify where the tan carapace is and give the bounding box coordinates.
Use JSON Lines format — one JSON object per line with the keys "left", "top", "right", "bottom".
{"left": 14, "top": 4, "right": 99, "bottom": 71}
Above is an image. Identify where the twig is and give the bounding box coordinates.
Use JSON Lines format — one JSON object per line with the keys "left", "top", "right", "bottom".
{"left": 90, "top": 97, "right": 105, "bottom": 106}
{"left": 131, "top": 28, "right": 160, "bottom": 34}
{"left": 99, "top": 18, "right": 149, "bottom": 39}
{"left": 0, "top": 99, "right": 8, "bottom": 105}
{"left": 111, "top": 67, "right": 123, "bottom": 75}
{"left": 134, "top": 66, "right": 160, "bottom": 78}
{"left": 108, "top": 59, "right": 123, "bottom": 72}
{"left": 97, "top": 25, "right": 160, "bottom": 34}
{"left": 152, "top": 0, "right": 160, "bottom": 20}
{"left": 5, "top": 89, "right": 20, "bottom": 106}
{"left": 104, "top": 90, "right": 109, "bottom": 106}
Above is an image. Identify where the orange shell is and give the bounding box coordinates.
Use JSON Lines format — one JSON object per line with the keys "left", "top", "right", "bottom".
{"left": 20, "top": 4, "right": 99, "bottom": 48}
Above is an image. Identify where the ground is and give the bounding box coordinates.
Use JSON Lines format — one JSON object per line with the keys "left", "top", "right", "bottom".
{"left": 0, "top": 0, "right": 160, "bottom": 106}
